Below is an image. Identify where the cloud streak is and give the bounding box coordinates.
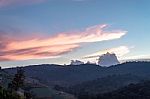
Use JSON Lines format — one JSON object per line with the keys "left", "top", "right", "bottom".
{"left": 84, "top": 46, "right": 130, "bottom": 59}
{"left": 122, "top": 55, "right": 150, "bottom": 60}
{"left": 0, "top": 24, "right": 126, "bottom": 61}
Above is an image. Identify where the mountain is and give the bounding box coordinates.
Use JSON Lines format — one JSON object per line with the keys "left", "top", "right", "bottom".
{"left": 1, "top": 67, "right": 76, "bottom": 99}
{"left": 3, "top": 62, "right": 150, "bottom": 99}
{"left": 102, "top": 81, "right": 150, "bottom": 99}
{"left": 78, "top": 80, "right": 150, "bottom": 99}
{"left": 3, "top": 62, "right": 150, "bottom": 88}
{"left": 63, "top": 74, "right": 144, "bottom": 95}
{"left": 98, "top": 52, "right": 120, "bottom": 66}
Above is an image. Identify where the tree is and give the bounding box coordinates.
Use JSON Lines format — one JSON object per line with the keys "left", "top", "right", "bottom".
{"left": 8, "top": 67, "right": 25, "bottom": 91}
{"left": 0, "top": 85, "right": 21, "bottom": 99}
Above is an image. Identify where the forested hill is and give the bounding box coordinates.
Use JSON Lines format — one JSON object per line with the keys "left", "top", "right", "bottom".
{"left": 4, "top": 62, "right": 150, "bottom": 87}
{"left": 77, "top": 80, "right": 150, "bottom": 99}
{"left": 63, "top": 74, "right": 144, "bottom": 95}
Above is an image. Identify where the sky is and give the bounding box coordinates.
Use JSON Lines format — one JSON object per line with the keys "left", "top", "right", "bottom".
{"left": 0, "top": 0, "right": 150, "bottom": 68}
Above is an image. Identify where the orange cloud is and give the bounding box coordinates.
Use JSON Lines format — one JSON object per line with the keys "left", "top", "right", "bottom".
{"left": 0, "top": 24, "right": 126, "bottom": 61}
{"left": 0, "top": 44, "right": 79, "bottom": 61}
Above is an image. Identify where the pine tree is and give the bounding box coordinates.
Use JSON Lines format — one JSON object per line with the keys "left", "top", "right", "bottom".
{"left": 8, "top": 67, "right": 25, "bottom": 91}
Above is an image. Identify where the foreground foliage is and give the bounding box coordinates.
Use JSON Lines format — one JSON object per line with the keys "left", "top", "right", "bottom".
{"left": 0, "top": 86, "right": 22, "bottom": 99}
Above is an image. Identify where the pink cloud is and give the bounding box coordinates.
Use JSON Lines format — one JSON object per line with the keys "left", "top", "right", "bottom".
{"left": 0, "top": 24, "right": 127, "bottom": 61}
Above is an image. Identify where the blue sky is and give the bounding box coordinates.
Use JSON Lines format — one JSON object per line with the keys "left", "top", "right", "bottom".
{"left": 0, "top": 0, "right": 150, "bottom": 68}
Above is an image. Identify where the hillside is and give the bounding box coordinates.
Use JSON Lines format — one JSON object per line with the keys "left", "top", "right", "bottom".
{"left": 63, "top": 74, "right": 144, "bottom": 95}
{"left": 4, "top": 62, "right": 150, "bottom": 87}
{"left": 77, "top": 80, "right": 150, "bottom": 99}
{"left": 2, "top": 62, "right": 150, "bottom": 99}
{"left": 1, "top": 68, "right": 76, "bottom": 99}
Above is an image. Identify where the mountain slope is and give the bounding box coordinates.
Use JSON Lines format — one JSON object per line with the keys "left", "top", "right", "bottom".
{"left": 63, "top": 74, "right": 144, "bottom": 95}
{"left": 4, "top": 62, "right": 150, "bottom": 87}
{"left": 96, "top": 81, "right": 150, "bottom": 99}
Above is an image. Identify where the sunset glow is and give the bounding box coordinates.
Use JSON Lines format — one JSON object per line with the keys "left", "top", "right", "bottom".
{"left": 0, "top": 24, "right": 126, "bottom": 61}
{"left": 0, "top": 0, "right": 150, "bottom": 67}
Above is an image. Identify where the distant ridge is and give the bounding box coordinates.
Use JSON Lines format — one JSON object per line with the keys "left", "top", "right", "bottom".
{"left": 3, "top": 62, "right": 150, "bottom": 87}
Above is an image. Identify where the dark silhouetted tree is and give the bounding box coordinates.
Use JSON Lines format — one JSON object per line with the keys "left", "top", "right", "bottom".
{"left": 8, "top": 67, "right": 25, "bottom": 91}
